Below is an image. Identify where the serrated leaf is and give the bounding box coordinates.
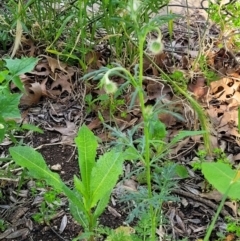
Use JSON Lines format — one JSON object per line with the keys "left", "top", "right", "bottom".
{"left": 75, "top": 125, "right": 98, "bottom": 197}
{"left": 4, "top": 57, "right": 39, "bottom": 76}
{"left": 0, "top": 93, "right": 21, "bottom": 118}
{"left": 202, "top": 162, "right": 240, "bottom": 199}
{"left": 90, "top": 150, "right": 124, "bottom": 207}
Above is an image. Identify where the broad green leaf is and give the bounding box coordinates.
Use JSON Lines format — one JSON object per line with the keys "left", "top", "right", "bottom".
{"left": 75, "top": 125, "right": 98, "bottom": 197}
{"left": 90, "top": 150, "right": 124, "bottom": 207}
{"left": 10, "top": 146, "right": 88, "bottom": 222}
{"left": 4, "top": 57, "right": 39, "bottom": 76}
{"left": 202, "top": 162, "right": 240, "bottom": 199}
{"left": 0, "top": 93, "right": 21, "bottom": 118}
{"left": 10, "top": 146, "right": 65, "bottom": 190}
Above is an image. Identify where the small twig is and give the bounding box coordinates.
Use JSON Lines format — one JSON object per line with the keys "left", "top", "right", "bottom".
{"left": 49, "top": 225, "right": 68, "bottom": 241}
{"left": 66, "top": 146, "right": 76, "bottom": 163}
{"left": 172, "top": 189, "right": 231, "bottom": 217}
{"left": 34, "top": 142, "right": 75, "bottom": 150}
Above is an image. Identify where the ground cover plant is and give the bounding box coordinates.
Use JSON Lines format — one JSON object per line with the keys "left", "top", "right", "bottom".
{"left": 1, "top": 0, "right": 240, "bottom": 240}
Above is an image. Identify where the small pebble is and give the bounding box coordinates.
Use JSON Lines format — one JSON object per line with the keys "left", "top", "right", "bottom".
{"left": 51, "top": 164, "right": 62, "bottom": 171}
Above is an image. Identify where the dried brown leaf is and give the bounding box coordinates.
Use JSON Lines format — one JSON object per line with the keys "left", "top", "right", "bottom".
{"left": 20, "top": 82, "right": 42, "bottom": 106}
{"left": 200, "top": 189, "right": 223, "bottom": 202}
{"left": 51, "top": 73, "right": 72, "bottom": 93}
{"left": 46, "top": 56, "right": 67, "bottom": 73}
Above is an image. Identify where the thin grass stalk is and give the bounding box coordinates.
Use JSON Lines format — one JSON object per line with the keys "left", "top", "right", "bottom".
{"left": 138, "top": 38, "right": 156, "bottom": 241}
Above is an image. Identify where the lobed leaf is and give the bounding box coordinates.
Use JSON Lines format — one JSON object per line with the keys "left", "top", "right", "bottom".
{"left": 4, "top": 57, "right": 39, "bottom": 76}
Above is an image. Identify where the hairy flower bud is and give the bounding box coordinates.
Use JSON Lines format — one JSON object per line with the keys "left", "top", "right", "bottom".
{"left": 148, "top": 38, "right": 164, "bottom": 55}
{"left": 101, "top": 75, "right": 118, "bottom": 94}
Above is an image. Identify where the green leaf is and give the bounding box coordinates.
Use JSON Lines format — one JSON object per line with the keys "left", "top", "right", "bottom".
{"left": 175, "top": 164, "right": 189, "bottom": 178}
{"left": 10, "top": 146, "right": 64, "bottom": 190}
{"left": 93, "top": 189, "right": 111, "bottom": 221}
{"left": 149, "top": 119, "right": 166, "bottom": 140}
{"left": 21, "top": 123, "right": 43, "bottom": 133}
{"left": 202, "top": 162, "right": 240, "bottom": 199}
{"left": 74, "top": 175, "right": 87, "bottom": 200}
{"left": 90, "top": 150, "right": 124, "bottom": 207}
{"left": 0, "top": 93, "right": 21, "bottom": 118}
{"left": 4, "top": 57, "right": 39, "bottom": 76}
{"left": 0, "top": 121, "right": 5, "bottom": 143}
{"left": 10, "top": 146, "right": 88, "bottom": 224}
{"left": 12, "top": 75, "right": 24, "bottom": 92}
{"left": 170, "top": 130, "right": 206, "bottom": 146}
{"left": 124, "top": 146, "right": 141, "bottom": 161}
{"left": 75, "top": 125, "right": 98, "bottom": 197}
{"left": 69, "top": 191, "right": 89, "bottom": 229}
{"left": 0, "top": 70, "right": 9, "bottom": 83}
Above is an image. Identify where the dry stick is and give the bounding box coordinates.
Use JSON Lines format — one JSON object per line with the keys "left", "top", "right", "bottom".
{"left": 49, "top": 225, "right": 68, "bottom": 241}
{"left": 171, "top": 189, "right": 231, "bottom": 217}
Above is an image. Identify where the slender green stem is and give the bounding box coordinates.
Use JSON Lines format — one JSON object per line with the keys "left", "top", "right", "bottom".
{"left": 88, "top": 211, "right": 95, "bottom": 241}
{"left": 204, "top": 185, "right": 231, "bottom": 241}
{"left": 138, "top": 38, "right": 155, "bottom": 241}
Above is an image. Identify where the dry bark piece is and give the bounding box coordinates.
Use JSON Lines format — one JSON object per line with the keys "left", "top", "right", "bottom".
{"left": 5, "top": 228, "right": 30, "bottom": 239}
{"left": 59, "top": 215, "right": 68, "bottom": 234}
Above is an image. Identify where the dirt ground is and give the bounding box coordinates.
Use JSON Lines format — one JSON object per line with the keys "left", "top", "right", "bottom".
{"left": 1, "top": 1, "right": 240, "bottom": 241}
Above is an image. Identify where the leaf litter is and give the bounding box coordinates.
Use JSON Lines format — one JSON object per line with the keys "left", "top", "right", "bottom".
{"left": 1, "top": 8, "right": 240, "bottom": 241}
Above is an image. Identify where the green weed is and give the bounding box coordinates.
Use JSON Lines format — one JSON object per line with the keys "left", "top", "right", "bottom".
{"left": 32, "top": 189, "right": 61, "bottom": 225}
{"left": 10, "top": 125, "right": 127, "bottom": 241}
{"left": 226, "top": 217, "right": 240, "bottom": 237}
{"left": 0, "top": 219, "right": 7, "bottom": 232}
{"left": 0, "top": 57, "right": 42, "bottom": 144}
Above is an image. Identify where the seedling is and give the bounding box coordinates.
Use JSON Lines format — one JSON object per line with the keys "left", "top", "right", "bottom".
{"left": 10, "top": 125, "right": 126, "bottom": 241}
{"left": 32, "top": 189, "right": 61, "bottom": 225}
{"left": 0, "top": 219, "right": 7, "bottom": 232}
